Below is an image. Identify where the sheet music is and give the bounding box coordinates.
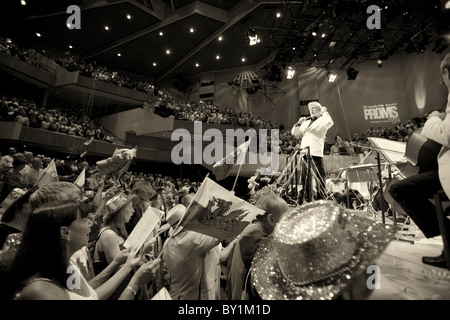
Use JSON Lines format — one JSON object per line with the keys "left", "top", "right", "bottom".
{"left": 123, "top": 206, "right": 160, "bottom": 254}
{"left": 367, "top": 137, "right": 407, "bottom": 163}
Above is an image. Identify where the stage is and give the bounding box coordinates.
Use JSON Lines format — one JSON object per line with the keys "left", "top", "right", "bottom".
{"left": 349, "top": 209, "right": 450, "bottom": 300}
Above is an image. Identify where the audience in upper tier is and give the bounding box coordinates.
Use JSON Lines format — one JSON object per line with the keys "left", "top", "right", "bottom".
{"left": 0, "top": 36, "right": 432, "bottom": 158}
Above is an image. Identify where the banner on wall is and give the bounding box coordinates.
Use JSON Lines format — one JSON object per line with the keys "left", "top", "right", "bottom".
{"left": 363, "top": 102, "right": 400, "bottom": 125}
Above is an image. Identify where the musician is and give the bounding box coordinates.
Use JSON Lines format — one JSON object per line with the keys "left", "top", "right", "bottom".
{"left": 291, "top": 101, "right": 334, "bottom": 203}
{"left": 389, "top": 52, "right": 450, "bottom": 269}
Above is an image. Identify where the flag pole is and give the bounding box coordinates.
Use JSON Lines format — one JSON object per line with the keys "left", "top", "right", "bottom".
{"left": 231, "top": 137, "right": 251, "bottom": 193}
{"left": 231, "top": 160, "right": 244, "bottom": 193}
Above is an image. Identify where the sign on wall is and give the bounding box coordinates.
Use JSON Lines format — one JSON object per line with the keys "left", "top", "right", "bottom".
{"left": 362, "top": 102, "right": 400, "bottom": 125}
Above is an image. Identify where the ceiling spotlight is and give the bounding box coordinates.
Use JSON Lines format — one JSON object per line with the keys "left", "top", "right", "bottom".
{"left": 276, "top": 12, "right": 281, "bottom": 18}
{"left": 327, "top": 72, "right": 337, "bottom": 82}
{"left": 321, "top": 33, "right": 326, "bottom": 38}
{"left": 312, "top": 31, "right": 317, "bottom": 37}
{"left": 216, "top": 55, "right": 220, "bottom": 60}
{"left": 247, "top": 28, "right": 258, "bottom": 46}
{"left": 159, "top": 31, "right": 164, "bottom": 36}
{"left": 347, "top": 67, "right": 359, "bottom": 80}
{"left": 377, "top": 59, "right": 383, "bottom": 68}
{"left": 35, "top": 33, "right": 41, "bottom": 37}
{"left": 189, "top": 27, "right": 194, "bottom": 33}
{"left": 241, "top": 58, "right": 246, "bottom": 62}
{"left": 445, "top": 1, "right": 450, "bottom": 9}
{"left": 166, "top": 49, "right": 171, "bottom": 54}
{"left": 104, "top": 26, "right": 109, "bottom": 30}
{"left": 20, "top": 0, "right": 27, "bottom": 5}
{"left": 286, "top": 66, "right": 295, "bottom": 79}
{"left": 195, "top": 63, "right": 199, "bottom": 67}
{"left": 292, "top": 47, "right": 296, "bottom": 51}
{"left": 218, "top": 36, "right": 223, "bottom": 41}
{"left": 126, "top": 14, "right": 132, "bottom": 20}
{"left": 153, "top": 62, "right": 157, "bottom": 67}
{"left": 69, "top": 45, "right": 73, "bottom": 49}
{"left": 117, "top": 53, "right": 121, "bottom": 57}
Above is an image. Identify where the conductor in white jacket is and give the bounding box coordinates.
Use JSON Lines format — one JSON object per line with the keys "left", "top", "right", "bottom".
{"left": 291, "top": 101, "right": 334, "bottom": 203}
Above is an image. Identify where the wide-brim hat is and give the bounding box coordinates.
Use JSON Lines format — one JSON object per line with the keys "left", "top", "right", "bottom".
{"left": 251, "top": 200, "right": 396, "bottom": 300}
{"left": 101, "top": 192, "right": 135, "bottom": 222}
{"left": 166, "top": 204, "right": 186, "bottom": 227}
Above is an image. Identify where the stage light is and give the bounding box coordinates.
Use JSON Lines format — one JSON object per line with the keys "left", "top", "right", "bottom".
{"left": 35, "top": 33, "right": 41, "bottom": 37}
{"left": 347, "top": 67, "right": 358, "bottom": 80}
{"left": 276, "top": 12, "right": 281, "bottom": 18}
{"left": 377, "top": 59, "right": 383, "bottom": 68}
{"left": 247, "top": 28, "right": 258, "bottom": 46}
{"left": 218, "top": 36, "right": 223, "bottom": 41}
{"left": 20, "top": 0, "right": 26, "bottom": 5}
{"left": 286, "top": 66, "right": 295, "bottom": 79}
{"left": 126, "top": 14, "right": 132, "bottom": 19}
{"left": 104, "top": 26, "right": 109, "bottom": 30}
{"left": 328, "top": 72, "right": 337, "bottom": 82}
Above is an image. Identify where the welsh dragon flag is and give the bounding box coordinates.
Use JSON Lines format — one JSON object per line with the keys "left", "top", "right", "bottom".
{"left": 174, "top": 176, "right": 265, "bottom": 240}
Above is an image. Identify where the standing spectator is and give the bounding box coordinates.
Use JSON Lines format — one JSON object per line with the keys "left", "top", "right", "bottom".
{"left": 0, "top": 147, "right": 16, "bottom": 170}
{"left": 225, "top": 192, "right": 290, "bottom": 300}
{"left": 1, "top": 154, "right": 28, "bottom": 202}
{"left": 23, "top": 157, "right": 42, "bottom": 187}
{"left": 163, "top": 193, "right": 220, "bottom": 300}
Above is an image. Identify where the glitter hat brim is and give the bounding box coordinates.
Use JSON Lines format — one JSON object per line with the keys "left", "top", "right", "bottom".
{"left": 102, "top": 194, "right": 136, "bottom": 223}
{"left": 250, "top": 212, "right": 396, "bottom": 300}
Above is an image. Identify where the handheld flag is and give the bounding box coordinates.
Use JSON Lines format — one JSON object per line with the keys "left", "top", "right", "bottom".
{"left": 174, "top": 176, "right": 264, "bottom": 240}
{"left": 34, "top": 159, "right": 59, "bottom": 187}
{"left": 74, "top": 168, "right": 86, "bottom": 188}
{"left": 211, "top": 139, "right": 251, "bottom": 181}
{"left": 96, "top": 147, "right": 137, "bottom": 177}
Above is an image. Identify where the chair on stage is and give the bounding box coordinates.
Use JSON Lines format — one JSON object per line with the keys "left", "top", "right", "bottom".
{"left": 433, "top": 190, "right": 450, "bottom": 270}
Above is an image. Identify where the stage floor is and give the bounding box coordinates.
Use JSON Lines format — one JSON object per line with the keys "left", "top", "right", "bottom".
{"left": 350, "top": 210, "right": 450, "bottom": 300}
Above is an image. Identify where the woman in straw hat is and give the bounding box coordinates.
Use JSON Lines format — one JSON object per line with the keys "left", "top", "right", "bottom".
{"left": 250, "top": 200, "right": 395, "bottom": 300}
{"left": 93, "top": 192, "right": 136, "bottom": 275}
{"left": 10, "top": 199, "right": 160, "bottom": 300}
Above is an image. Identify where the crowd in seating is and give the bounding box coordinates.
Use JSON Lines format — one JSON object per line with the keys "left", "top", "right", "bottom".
{"left": 0, "top": 95, "right": 117, "bottom": 143}
{"left": 0, "top": 146, "right": 202, "bottom": 207}
{"left": 0, "top": 37, "right": 428, "bottom": 157}
{"left": 328, "top": 116, "right": 428, "bottom": 156}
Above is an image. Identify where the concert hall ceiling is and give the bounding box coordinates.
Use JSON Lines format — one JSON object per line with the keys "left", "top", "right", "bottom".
{"left": 1, "top": 0, "right": 449, "bottom": 82}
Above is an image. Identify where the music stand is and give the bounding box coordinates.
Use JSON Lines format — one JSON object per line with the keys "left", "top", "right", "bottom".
{"left": 366, "top": 138, "right": 406, "bottom": 224}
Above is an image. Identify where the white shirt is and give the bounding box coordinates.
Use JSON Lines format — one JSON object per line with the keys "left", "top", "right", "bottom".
{"left": 163, "top": 228, "right": 219, "bottom": 300}
{"left": 291, "top": 111, "right": 334, "bottom": 157}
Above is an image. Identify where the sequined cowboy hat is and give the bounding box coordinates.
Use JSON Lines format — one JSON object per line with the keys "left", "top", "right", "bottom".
{"left": 0, "top": 187, "right": 36, "bottom": 218}
{"left": 251, "top": 200, "right": 396, "bottom": 300}
{"left": 101, "top": 192, "right": 135, "bottom": 223}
